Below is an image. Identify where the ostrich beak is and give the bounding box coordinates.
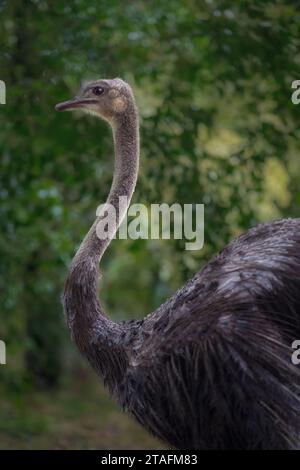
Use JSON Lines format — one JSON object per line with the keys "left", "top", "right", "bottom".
{"left": 55, "top": 97, "right": 97, "bottom": 111}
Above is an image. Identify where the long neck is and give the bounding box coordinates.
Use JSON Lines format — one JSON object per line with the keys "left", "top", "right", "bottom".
{"left": 75, "top": 106, "right": 139, "bottom": 264}
{"left": 63, "top": 102, "right": 139, "bottom": 391}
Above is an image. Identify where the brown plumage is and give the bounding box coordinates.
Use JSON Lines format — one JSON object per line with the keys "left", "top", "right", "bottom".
{"left": 56, "top": 78, "right": 300, "bottom": 449}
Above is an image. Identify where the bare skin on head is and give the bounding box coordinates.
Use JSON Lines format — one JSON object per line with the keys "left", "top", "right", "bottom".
{"left": 56, "top": 78, "right": 131, "bottom": 119}
{"left": 56, "top": 79, "right": 300, "bottom": 450}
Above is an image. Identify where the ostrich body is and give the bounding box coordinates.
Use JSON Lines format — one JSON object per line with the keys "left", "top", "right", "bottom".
{"left": 56, "top": 78, "right": 300, "bottom": 449}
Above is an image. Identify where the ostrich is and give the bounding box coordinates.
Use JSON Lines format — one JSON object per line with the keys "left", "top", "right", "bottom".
{"left": 56, "top": 78, "right": 300, "bottom": 450}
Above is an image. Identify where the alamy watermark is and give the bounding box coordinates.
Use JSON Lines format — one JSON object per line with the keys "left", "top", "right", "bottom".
{"left": 291, "top": 340, "right": 300, "bottom": 365}
{"left": 291, "top": 80, "right": 300, "bottom": 104}
{"left": 96, "top": 197, "right": 204, "bottom": 250}
{"left": 0, "top": 80, "right": 6, "bottom": 105}
{"left": 0, "top": 340, "right": 6, "bottom": 365}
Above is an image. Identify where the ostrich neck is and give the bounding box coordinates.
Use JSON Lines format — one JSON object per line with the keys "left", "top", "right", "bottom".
{"left": 63, "top": 104, "right": 139, "bottom": 391}
{"left": 99, "top": 109, "right": 140, "bottom": 260}
{"left": 75, "top": 106, "right": 139, "bottom": 264}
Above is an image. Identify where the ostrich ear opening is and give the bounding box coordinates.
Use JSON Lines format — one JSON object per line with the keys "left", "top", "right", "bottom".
{"left": 112, "top": 97, "right": 127, "bottom": 113}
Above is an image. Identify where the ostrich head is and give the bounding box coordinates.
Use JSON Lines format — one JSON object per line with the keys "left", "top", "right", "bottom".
{"left": 55, "top": 78, "right": 133, "bottom": 122}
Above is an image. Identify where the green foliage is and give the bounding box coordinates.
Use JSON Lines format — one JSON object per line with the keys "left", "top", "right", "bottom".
{"left": 0, "top": 0, "right": 300, "bottom": 448}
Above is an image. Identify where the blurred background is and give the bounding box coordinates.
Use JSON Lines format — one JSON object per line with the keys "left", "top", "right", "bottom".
{"left": 0, "top": 0, "right": 300, "bottom": 449}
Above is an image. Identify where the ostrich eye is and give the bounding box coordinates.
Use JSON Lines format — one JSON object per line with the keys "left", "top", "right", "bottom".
{"left": 93, "top": 86, "right": 104, "bottom": 96}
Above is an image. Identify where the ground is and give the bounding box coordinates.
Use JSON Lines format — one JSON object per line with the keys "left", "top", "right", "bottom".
{"left": 0, "top": 365, "right": 165, "bottom": 450}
